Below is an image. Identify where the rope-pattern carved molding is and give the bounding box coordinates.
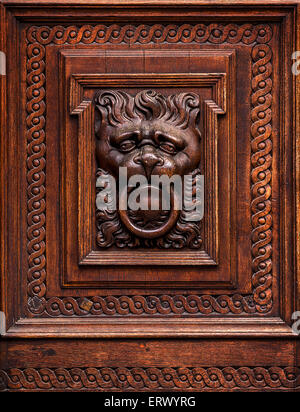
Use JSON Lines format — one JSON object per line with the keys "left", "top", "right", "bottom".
{"left": 26, "top": 24, "right": 272, "bottom": 45}
{"left": 0, "top": 367, "right": 298, "bottom": 391}
{"left": 26, "top": 41, "right": 46, "bottom": 299}
{"left": 25, "top": 23, "right": 273, "bottom": 316}
{"left": 27, "top": 294, "right": 256, "bottom": 316}
{"left": 250, "top": 43, "right": 273, "bottom": 313}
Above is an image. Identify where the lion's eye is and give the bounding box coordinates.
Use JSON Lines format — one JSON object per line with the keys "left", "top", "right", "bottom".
{"left": 159, "top": 142, "right": 177, "bottom": 155}
{"left": 119, "top": 140, "right": 136, "bottom": 152}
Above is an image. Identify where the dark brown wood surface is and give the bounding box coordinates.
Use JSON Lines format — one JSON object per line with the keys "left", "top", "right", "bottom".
{"left": 0, "top": 0, "right": 299, "bottom": 392}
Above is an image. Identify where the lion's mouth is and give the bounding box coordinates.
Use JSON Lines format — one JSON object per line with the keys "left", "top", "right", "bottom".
{"left": 128, "top": 209, "right": 170, "bottom": 230}
{"left": 118, "top": 184, "right": 180, "bottom": 239}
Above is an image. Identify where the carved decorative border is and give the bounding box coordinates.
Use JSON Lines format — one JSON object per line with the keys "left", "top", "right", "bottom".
{"left": 26, "top": 23, "right": 273, "bottom": 316}
{"left": 1, "top": 367, "right": 298, "bottom": 391}
{"left": 250, "top": 43, "right": 273, "bottom": 313}
{"left": 28, "top": 24, "right": 272, "bottom": 45}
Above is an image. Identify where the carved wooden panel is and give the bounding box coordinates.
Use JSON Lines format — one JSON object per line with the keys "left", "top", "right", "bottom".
{"left": 17, "top": 15, "right": 293, "bottom": 320}
{"left": 0, "top": 1, "right": 299, "bottom": 393}
{"left": 69, "top": 71, "right": 227, "bottom": 266}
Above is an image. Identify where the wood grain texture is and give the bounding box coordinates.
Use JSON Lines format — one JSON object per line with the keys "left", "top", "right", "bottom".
{"left": 296, "top": 3, "right": 300, "bottom": 322}
{"left": 0, "top": 339, "right": 299, "bottom": 391}
{"left": 2, "top": 0, "right": 299, "bottom": 5}
{"left": 0, "top": 3, "right": 7, "bottom": 325}
{"left": 0, "top": 1, "right": 299, "bottom": 393}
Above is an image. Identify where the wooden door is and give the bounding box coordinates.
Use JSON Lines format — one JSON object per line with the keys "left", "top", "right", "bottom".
{"left": 0, "top": 0, "right": 299, "bottom": 392}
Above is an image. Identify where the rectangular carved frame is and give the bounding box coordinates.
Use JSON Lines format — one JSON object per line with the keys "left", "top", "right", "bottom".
{"left": 70, "top": 72, "right": 226, "bottom": 266}
{"left": 0, "top": 2, "right": 298, "bottom": 339}
{"left": 58, "top": 47, "right": 236, "bottom": 290}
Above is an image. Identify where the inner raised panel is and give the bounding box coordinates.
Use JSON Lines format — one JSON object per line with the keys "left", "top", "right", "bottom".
{"left": 54, "top": 47, "right": 237, "bottom": 289}
{"left": 70, "top": 73, "right": 224, "bottom": 266}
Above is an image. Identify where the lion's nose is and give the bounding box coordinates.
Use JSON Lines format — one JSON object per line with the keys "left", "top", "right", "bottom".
{"left": 134, "top": 146, "right": 164, "bottom": 179}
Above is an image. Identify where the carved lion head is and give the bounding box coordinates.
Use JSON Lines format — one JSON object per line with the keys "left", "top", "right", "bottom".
{"left": 94, "top": 89, "right": 202, "bottom": 248}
